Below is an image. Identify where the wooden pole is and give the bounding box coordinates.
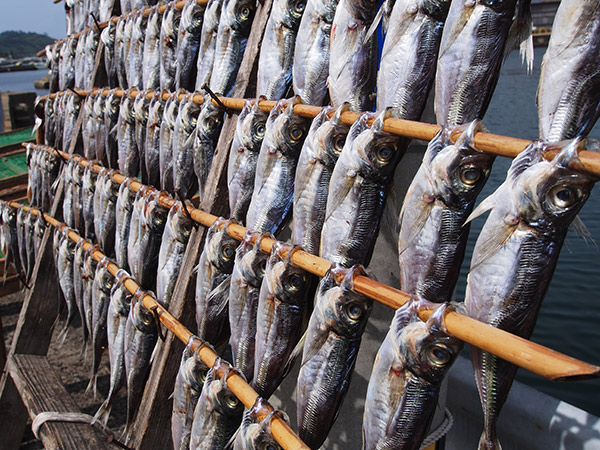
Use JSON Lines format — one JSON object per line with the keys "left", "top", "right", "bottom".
{"left": 18, "top": 146, "right": 600, "bottom": 381}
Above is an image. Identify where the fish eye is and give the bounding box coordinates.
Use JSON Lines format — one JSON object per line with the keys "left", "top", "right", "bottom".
{"left": 205, "top": 118, "right": 216, "bottom": 130}
{"left": 376, "top": 146, "right": 394, "bottom": 162}
{"left": 287, "top": 273, "right": 304, "bottom": 291}
{"left": 222, "top": 243, "right": 236, "bottom": 260}
{"left": 289, "top": 127, "right": 304, "bottom": 141}
{"left": 459, "top": 166, "right": 481, "bottom": 185}
{"left": 263, "top": 444, "right": 277, "bottom": 450}
{"left": 294, "top": 0, "right": 305, "bottom": 13}
{"left": 239, "top": 6, "right": 251, "bottom": 19}
{"left": 199, "top": 370, "right": 207, "bottom": 384}
{"left": 254, "top": 122, "right": 266, "bottom": 137}
{"left": 333, "top": 135, "right": 345, "bottom": 151}
{"left": 427, "top": 344, "right": 451, "bottom": 366}
{"left": 258, "top": 259, "right": 267, "bottom": 275}
{"left": 346, "top": 303, "right": 363, "bottom": 320}
{"left": 549, "top": 185, "right": 577, "bottom": 209}
{"left": 224, "top": 394, "right": 239, "bottom": 408}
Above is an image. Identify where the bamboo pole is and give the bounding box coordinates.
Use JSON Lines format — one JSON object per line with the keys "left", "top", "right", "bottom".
{"left": 38, "top": 88, "right": 600, "bottom": 179}
{"left": 37, "top": 0, "right": 210, "bottom": 56}
{"left": 2, "top": 199, "right": 308, "bottom": 450}
{"left": 24, "top": 143, "right": 600, "bottom": 381}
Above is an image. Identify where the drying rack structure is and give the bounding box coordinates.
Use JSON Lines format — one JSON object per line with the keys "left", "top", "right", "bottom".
{"left": 1, "top": 1, "right": 598, "bottom": 449}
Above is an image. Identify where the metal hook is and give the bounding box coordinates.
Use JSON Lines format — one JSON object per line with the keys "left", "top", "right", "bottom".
{"left": 201, "top": 83, "right": 232, "bottom": 115}
{"left": 67, "top": 87, "right": 85, "bottom": 101}
{"left": 174, "top": 189, "right": 199, "bottom": 229}
{"left": 90, "top": 13, "right": 102, "bottom": 32}
{"left": 150, "top": 305, "right": 166, "bottom": 341}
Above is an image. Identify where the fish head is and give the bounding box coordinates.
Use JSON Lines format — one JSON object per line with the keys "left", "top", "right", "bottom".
{"left": 207, "top": 221, "right": 239, "bottom": 273}
{"left": 96, "top": 261, "right": 115, "bottom": 294}
{"left": 421, "top": 0, "right": 453, "bottom": 21}
{"left": 265, "top": 243, "right": 310, "bottom": 305}
{"left": 316, "top": 103, "right": 352, "bottom": 168}
{"left": 111, "top": 276, "right": 133, "bottom": 316}
{"left": 281, "top": 0, "right": 307, "bottom": 27}
{"left": 132, "top": 300, "right": 157, "bottom": 334}
{"left": 352, "top": 109, "right": 403, "bottom": 183}
{"left": 476, "top": 0, "right": 518, "bottom": 14}
{"left": 239, "top": 97, "right": 269, "bottom": 152}
{"left": 120, "top": 95, "right": 136, "bottom": 124}
{"left": 182, "top": 351, "right": 209, "bottom": 393}
{"left": 143, "top": 192, "right": 169, "bottom": 232}
{"left": 239, "top": 233, "right": 270, "bottom": 287}
{"left": 225, "top": 0, "right": 256, "bottom": 34}
{"left": 197, "top": 97, "right": 225, "bottom": 141}
{"left": 100, "top": 20, "right": 116, "bottom": 46}
{"left": 346, "top": 0, "right": 380, "bottom": 22}
{"left": 271, "top": 97, "right": 310, "bottom": 157}
{"left": 104, "top": 91, "right": 121, "bottom": 122}
{"left": 206, "top": 363, "right": 245, "bottom": 416}
{"left": 71, "top": 162, "right": 84, "bottom": 187}
{"left": 182, "top": 0, "right": 206, "bottom": 34}
{"left": 93, "top": 93, "right": 106, "bottom": 118}
{"left": 134, "top": 93, "right": 151, "bottom": 124}
{"left": 510, "top": 137, "right": 598, "bottom": 233}
{"left": 168, "top": 202, "right": 195, "bottom": 242}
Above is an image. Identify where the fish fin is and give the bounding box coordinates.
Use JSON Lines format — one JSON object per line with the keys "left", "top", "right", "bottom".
{"left": 365, "top": 3, "right": 386, "bottom": 42}
{"left": 92, "top": 400, "right": 112, "bottom": 426}
{"left": 85, "top": 374, "right": 98, "bottom": 399}
{"left": 382, "top": 181, "right": 401, "bottom": 236}
{"left": 224, "top": 427, "right": 240, "bottom": 449}
{"left": 208, "top": 276, "right": 231, "bottom": 318}
{"left": 469, "top": 222, "right": 517, "bottom": 271}
{"left": 398, "top": 200, "right": 434, "bottom": 256}
{"left": 506, "top": 0, "right": 533, "bottom": 73}
{"left": 284, "top": 331, "right": 306, "bottom": 377}
{"left": 464, "top": 192, "right": 498, "bottom": 225}
{"left": 571, "top": 215, "right": 597, "bottom": 247}
{"left": 324, "top": 177, "right": 354, "bottom": 224}
{"left": 478, "top": 430, "right": 502, "bottom": 450}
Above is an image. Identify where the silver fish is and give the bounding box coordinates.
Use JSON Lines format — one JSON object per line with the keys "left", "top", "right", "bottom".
{"left": 117, "top": 91, "right": 139, "bottom": 177}
{"left": 143, "top": 6, "right": 162, "bottom": 90}
{"left": 171, "top": 339, "right": 209, "bottom": 450}
{"left": 156, "top": 202, "right": 194, "bottom": 309}
{"left": 55, "top": 227, "right": 77, "bottom": 338}
{"left": 195, "top": 219, "right": 239, "bottom": 346}
{"left": 464, "top": 137, "right": 598, "bottom": 450}
{"left": 23, "top": 209, "right": 37, "bottom": 282}
{"left": 246, "top": 97, "right": 311, "bottom": 234}
{"left": 74, "top": 31, "right": 87, "bottom": 89}
{"left": 209, "top": 0, "right": 256, "bottom": 96}
{"left": 176, "top": 0, "right": 207, "bottom": 91}
{"left": 134, "top": 90, "right": 152, "bottom": 184}
{"left": 122, "top": 15, "right": 136, "bottom": 87}
{"left": 45, "top": 43, "right": 61, "bottom": 93}
{"left": 160, "top": 3, "right": 182, "bottom": 92}
{"left": 253, "top": 242, "right": 311, "bottom": 399}
{"left": 363, "top": 300, "right": 462, "bottom": 450}
{"left": 123, "top": 291, "right": 158, "bottom": 438}
{"left": 82, "top": 93, "right": 97, "bottom": 160}
{"left": 292, "top": 103, "right": 350, "bottom": 255}
{"left": 73, "top": 238, "right": 89, "bottom": 350}
{"left": 82, "top": 245, "right": 100, "bottom": 359}
{"left": 435, "top": 0, "right": 532, "bottom": 126}
{"left": 297, "top": 265, "right": 372, "bottom": 448}
{"left": 256, "top": 0, "right": 306, "bottom": 99}
{"left": 233, "top": 398, "right": 287, "bottom": 450}
{"left": 83, "top": 28, "right": 99, "bottom": 90}
{"left": 228, "top": 232, "right": 270, "bottom": 380}
{"left": 227, "top": 96, "right": 269, "bottom": 222}
{"left": 102, "top": 18, "right": 119, "bottom": 88}
{"left": 115, "top": 16, "right": 128, "bottom": 88}
{"left": 193, "top": 96, "right": 225, "bottom": 200}
{"left": 33, "top": 212, "right": 48, "bottom": 259}
{"left": 94, "top": 169, "right": 119, "bottom": 257}
{"left": 94, "top": 270, "right": 133, "bottom": 425}
{"left": 115, "top": 178, "right": 138, "bottom": 273}
{"left": 377, "top": 0, "right": 451, "bottom": 115}
{"left": 99, "top": 0, "right": 116, "bottom": 23}
{"left": 173, "top": 93, "right": 202, "bottom": 199}
{"left": 189, "top": 359, "right": 244, "bottom": 449}
{"left": 71, "top": 162, "right": 85, "bottom": 235}
{"left": 128, "top": 11, "right": 147, "bottom": 89}
{"left": 62, "top": 90, "right": 82, "bottom": 154}
{"left": 537, "top": 0, "right": 600, "bottom": 142}
{"left": 159, "top": 91, "right": 182, "bottom": 192}
{"left": 145, "top": 92, "right": 164, "bottom": 188}
{"left": 92, "top": 93, "right": 108, "bottom": 166}
{"left": 292, "top": 0, "right": 339, "bottom": 106}
{"left": 320, "top": 108, "right": 404, "bottom": 267}
{"left": 104, "top": 89, "right": 121, "bottom": 169}
{"left": 398, "top": 121, "right": 494, "bottom": 303}
{"left": 195, "top": 0, "right": 223, "bottom": 92}
{"left": 16, "top": 208, "right": 29, "bottom": 282}
{"left": 81, "top": 164, "right": 98, "bottom": 241}
{"left": 44, "top": 95, "right": 57, "bottom": 147}
{"left": 59, "top": 35, "right": 77, "bottom": 91}
{"left": 0, "top": 204, "right": 21, "bottom": 276}
{"left": 328, "top": 0, "right": 379, "bottom": 111}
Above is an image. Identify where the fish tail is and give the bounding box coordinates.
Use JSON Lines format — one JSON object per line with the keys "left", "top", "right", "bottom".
{"left": 92, "top": 399, "right": 112, "bottom": 426}
{"left": 478, "top": 430, "right": 502, "bottom": 450}
{"left": 86, "top": 374, "right": 98, "bottom": 398}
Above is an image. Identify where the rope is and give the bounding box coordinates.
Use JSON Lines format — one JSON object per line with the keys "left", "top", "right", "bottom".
{"left": 420, "top": 408, "right": 454, "bottom": 449}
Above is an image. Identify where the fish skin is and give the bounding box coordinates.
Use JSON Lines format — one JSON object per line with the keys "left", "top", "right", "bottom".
{"left": 195, "top": 0, "right": 223, "bottom": 92}
{"left": 156, "top": 202, "right": 194, "bottom": 309}
{"left": 193, "top": 96, "right": 225, "bottom": 200}
{"left": 123, "top": 294, "right": 158, "bottom": 438}
{"left": 256, "top": 0, "right": 306, "bottom": 100}
{"left": 102, "top": 19, "right": 119, "bottom": 88}
{"left": 82, "top": 93, "right": 97, "bottom": 160}
{"left": 377, "top": 0, "right": 451, "bottom": 115}
{"left": 53, "top": 95, "right": 64, "bottom": 150}
{"left": 59, "top": 35, "right": 77, "bottom": 91}
{"left": 82, "top": 246, "right": 99, "bottom": 358}
{"left": 320, "top": 108, "right": 405, "bottom": 268}
{"left": 160, "top": 3, "right": 182, "bottom": 92}
{"left": 189, "top": 360, "right": 244, "bottom": 449}
{"left": 159, "top": 92, "right": 182, "bottom": 192}
{"left": 292, "top": 103, "right": 350, "bottom": 255}
{"left": 90, "top": 261, "right": 115, "bottom": 393}
{"left": 142, "top": 6, "right": 162, "bottom": 90}
{"left": 136, "top": 189, "right": 169, "bottom": 291}
{"left": 122, "top": 16, "right": 136, "bottom": 88}
{"left": 117, "top": 91, "right": 140, "bottom": 178}
{"left": 363, "top": 300, "right": 462, "bottom": 450}
{"left": 398, "top": 120, "right": 494, "bottom": 303}
{"left": 55, "top": 227, "right": 77, "bottom": 337}
{"left": 71, "top": 162, "right": 85, "bottom": 236}
{"left": 209, "top": 0, "right": 256, "bottom": 96}
{"left": 0, "top": 205, "right": 21, "bottom": 276}
{"left": 83, "top": 28, "right": 99, "bottom": 90}
{"left": 145, "top": 92, "right": 164, "bottom": 189}
{"left": 73, "top": 238, "right": 90, "bottom": 350}
{"left": 81, "top": 164, "right": 98, "bottom": 241}
{"left": 44, "top": 95, "right": 57, "bottom": 147}
{"left": 128, "top": 11, "right": 147, "bottom": 89}
{"left": 435, "top": 0, "right": 532, "bottom": 126}
{"left": 537, "top": 0, "right": 600, "bottom": 142}
{"left": 92, "top": 93, "right": 108, "bottom": 166}
{"left": 94, "top": 271, "right": 132, "bottom": 425}
{"left": 33, "top": 212, "right": 47, "bottom": 259}
{"left": 74, "top": 31, "right": 87, "bottom": 89}
{"left": 104, "top": 89, "right": 121, "bottom": 169}
{"left": 228, "top": 232, "right": 270, "bottom": 380}
{"left": 114, "top": 16, "right": 128, "bottom": 88}
{"left": 45, "top": 44, "right": 61, "bottom": 93}
{"left": 176, "top": 0, "right": 206, "bottom": 91}
{"left": 233, "top": 398, "right": 287, "bottom": 450}
{"left": 62, "top": 90, "right": 82, "bottom": 154}
{"left": 23, "top": 210, "right": 36, "bottom": 282}
{"left": 134, "top": 90, "right": 152, "bottom": 184}
{"left": 464, "top": 138, "right": 599, "bottom": 450}
{"left": 173, "top": 93, "right": 202, "bottom": 199}
{"left": 246, "top": 97, "right": 311, "bottom": 234}
{"left": 297, "top": 265, "right": 373, "bottom": 449}
{"left": 171, "top": 340, "right": 209, "bottom": 450}
{"left": 115, "top": 178, "right": 138, "bottom": 273}
{"left": 328, "top": 0, "right": 379, "bottom": 111}
{"left": 253, "top": 242, "right": 312, "bottom": 399}
{"left": 292, "top": 0, "right": 339, "bottom": 106}
{"left": 99, "top": 0, "right": 116, "bottom": 23}
{"left": 16, "top": 208, "right": 29, "bottom": 282}
{"left": 94, "top": 169, "right": 119, "bottom": 257}
{"left": 195, "top": 219, "right": 239, "bottom": 346}
{"left": 227, "top": 97, "right": 269, "bottom": 222}
{"left": 127, "top": 188, "right": 146, "bottom": 281}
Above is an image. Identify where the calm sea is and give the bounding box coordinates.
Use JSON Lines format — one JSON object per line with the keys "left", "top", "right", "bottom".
{"left": 0, "top": 48, "right": 599, "bottom": 416}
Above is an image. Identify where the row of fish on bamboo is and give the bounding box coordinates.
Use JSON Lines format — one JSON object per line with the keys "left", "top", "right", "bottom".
{"left": 34, "top": 0, "right": 600, "bottom": 448}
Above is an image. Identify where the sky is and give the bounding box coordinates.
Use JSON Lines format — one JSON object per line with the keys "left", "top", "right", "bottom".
{"left": 0, "top": 0, "right": 67, "bottom": 40}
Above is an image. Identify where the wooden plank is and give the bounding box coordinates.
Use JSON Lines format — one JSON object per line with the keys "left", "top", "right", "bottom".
{"left": 0, "top": 183, "right": 28, "bottom": 203}
{"left": 0, "top": 315, "right": 6, "bottom": 375}
{"left": 130, "top": 1, "right": 274, "bottom": 447}
{"left": 0, "top": 174, "right": 28, "bottom": 192}
{"left": 9, "top": 354, "right": 110, "bottom": 449}
{"left": 0, "top": 272, "right": 21, "bottom": 298}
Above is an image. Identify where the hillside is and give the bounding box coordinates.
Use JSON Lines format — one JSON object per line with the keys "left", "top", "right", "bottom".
{"left": 0, "top": 31, "right": 56, "bottom": 59}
